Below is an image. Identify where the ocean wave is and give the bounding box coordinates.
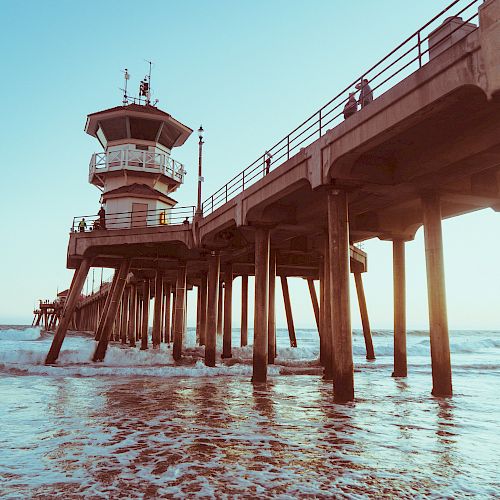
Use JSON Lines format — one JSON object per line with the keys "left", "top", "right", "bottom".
{"left": 0, "top": 327, "right": 41, "bottom": 341}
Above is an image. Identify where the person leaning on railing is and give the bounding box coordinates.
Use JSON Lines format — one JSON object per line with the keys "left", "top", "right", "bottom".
{"left": 356, "top": 78, "right": 373, "bottom": 108}
{"left": 343, "top": 92, "right": 358, "bottom": 119}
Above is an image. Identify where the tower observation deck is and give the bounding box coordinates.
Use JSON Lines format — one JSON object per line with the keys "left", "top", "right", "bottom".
{"left": 84, "top": 102, "right": 192, "bottom": 229}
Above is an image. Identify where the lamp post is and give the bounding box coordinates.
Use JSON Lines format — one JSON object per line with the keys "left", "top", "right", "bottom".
{"left": 196, "top": 125, "right": 204, "bottom": 218}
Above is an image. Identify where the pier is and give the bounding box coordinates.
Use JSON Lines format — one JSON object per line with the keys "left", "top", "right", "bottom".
{"left": 44, "top": 0, "right": 500, "bottom": 401}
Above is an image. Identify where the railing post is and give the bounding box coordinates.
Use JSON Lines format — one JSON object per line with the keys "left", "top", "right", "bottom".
{"left": 417, "top": 31, "right": 422, "bottom": 68}
{"left": 319, "top": 109, "right": 322, "bottom": 138}
{"left": 225, "top": 184, "right": 228, "bottom": 203}
{"left": 242, "top": 171, "right": 245, "bottom": 191}
{"left": 287, "top": 135, "right": 290, "bottom": 160}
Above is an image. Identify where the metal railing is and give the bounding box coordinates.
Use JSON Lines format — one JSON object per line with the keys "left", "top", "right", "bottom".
{"left": 89, "top": 149, "right": 186, "bottom": 183}
{"left": 202, "top": 0, "right": 480, "bottom": 216}
{"left": 71, "top": 206, "right": 195, "bottom": 232}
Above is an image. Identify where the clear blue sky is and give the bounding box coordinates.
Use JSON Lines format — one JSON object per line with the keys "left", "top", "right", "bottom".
{"left": 0, "top": 0, "right": 498, "bottom": 329}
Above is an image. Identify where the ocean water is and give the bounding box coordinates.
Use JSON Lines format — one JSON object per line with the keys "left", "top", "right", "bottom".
{"left": 0, "top": 325, "right": 499, "bottom": 499}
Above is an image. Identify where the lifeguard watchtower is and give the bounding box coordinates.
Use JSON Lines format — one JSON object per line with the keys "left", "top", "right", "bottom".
{"left": 84, "top": 70, "right": 192, "bottom": 229}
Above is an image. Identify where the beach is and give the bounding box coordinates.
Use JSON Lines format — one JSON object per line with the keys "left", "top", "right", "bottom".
{"left": 0, "top": 326, "right": 498, "bottom": 498}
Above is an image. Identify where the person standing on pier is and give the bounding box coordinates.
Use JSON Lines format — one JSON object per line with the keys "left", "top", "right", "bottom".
{"left": 356, "top": 78, "right": 373, "bottom": 108}
{"left": 78, "top": 218, "right": 87, "bottom": 232}
{"left": 98, "top": 205, "right": 106, "bottom": 230}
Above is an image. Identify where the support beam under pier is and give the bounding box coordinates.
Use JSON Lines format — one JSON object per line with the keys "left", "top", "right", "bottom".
{"left": 173, "top": 264, "right": 187, "bottom": 361}
{"left": 252, "top": 227, "right": 270, "bottom": 382}
{"left": 93, "top": 259, "right": 131, "bottom": 362}
{"left": 328, "top": 188, "right": 354, "bottom": 403}
{"left": 205, "top": 252, "right": 220, "bottom": 367}
{"left": 392, "top": 239, "right": 407, "bottom": 377}
{"left": 354, "top": 272, "right": 375, "bottom": 360}
{"left": 45, "top": 258, "right": 92, "bottom": 364}
{"left": 422, "top": 193, "right": 452, "bottom": 397}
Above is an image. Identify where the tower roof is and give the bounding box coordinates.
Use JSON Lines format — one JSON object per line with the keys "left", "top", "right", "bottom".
{"left": 85, "top": 103, "right": 192, "bottom": 149}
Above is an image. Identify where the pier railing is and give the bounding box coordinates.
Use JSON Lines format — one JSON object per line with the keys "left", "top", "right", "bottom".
{"left": 89, "top": 150, "right": 186, "bottom": 184}
{"left": 202, "top": 0, "right": 480, "bottom": 216}
{"left": 71, "top": 205, "right": 195, "bottom": 232}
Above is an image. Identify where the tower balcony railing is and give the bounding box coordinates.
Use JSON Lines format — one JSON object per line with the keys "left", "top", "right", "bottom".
{"left": 89, "top": 150, "right": 186, "bottom": 184}
{"left": 71, "top": 205, "right": 195, "bottom": 232}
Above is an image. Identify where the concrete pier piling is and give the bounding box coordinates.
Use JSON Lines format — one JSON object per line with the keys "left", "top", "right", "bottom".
{"left": 252, "top": 227, "right": 270, "bottom": 383}
{"left": 268, "top": 251, "right": 276, "bottom": 364}
{"left": 280, "top": 276, "right": 297, "bottom": 348}
{"left": 307, "top": 278, "right": 320, "bottom": 333}
{"left": 217, "top": 281, "right": 223, "bottom": 336}
{"left": 319, "top": 257, "right": 326, "bottom": 366}
{"left": 199, "top": 273, "right": 208, "bottom": 346}
{"left": 354, "top": 272, "right": 375, "bottom": 360}
{"left": 93, "top": 259, "right": 131, "bottom": 362}
{"left": 95, "top": 269, "right": 119, "bottom": 341}
{"left": 140, "top": 279, "right": 150, "bottom": 351}
{"left": 152, "top": 271, "right": 163, "bottom": 348}
{"left": 205, "top": 253, "right": 220, "bottom": 367}
{"left": 163, "top": 282, "right": 171, "bottom": 344}
{"left": 328, "top": 189, "right": 354, "bottom": 403}
{"left": 46, "top": 258, "right": 92, "bottom": 364}
{"left": 222, "top": 264, "right": 233, "bottom": 359}
{"left": 422, "top": 193, "right": 452, "bottom": 397}
{"left": 322, "top": 237, "right": 334, "bottom": 380}
{"left": 392, "top": 240, "right": 407, "bottom": 377}
{"left": 128, "top": 284, "right": 137, "bottom": 347}
{"left": 173, "top": 264, "right": 187, "bottom": 361}
{"left": 240, "top": 275, "right": 248, "bottom": 347}
{"left": 120, "top": 287, "right": 129, "bottom": 345}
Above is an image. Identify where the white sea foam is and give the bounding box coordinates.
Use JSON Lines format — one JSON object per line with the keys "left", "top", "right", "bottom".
{"left": 0, "top": 327, "right": 499, "bottom": 379}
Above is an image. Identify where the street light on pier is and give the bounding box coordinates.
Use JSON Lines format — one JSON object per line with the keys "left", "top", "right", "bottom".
{"left": 196, "top": 125, "right": 204, "bottom": 218}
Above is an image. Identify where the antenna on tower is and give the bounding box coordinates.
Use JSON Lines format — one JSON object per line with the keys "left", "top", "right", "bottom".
{"left": 139, "top": 60, "right": 154, "bottom": 105}
{"left": 122, "top": 68, "right": 130, "bottom": 105}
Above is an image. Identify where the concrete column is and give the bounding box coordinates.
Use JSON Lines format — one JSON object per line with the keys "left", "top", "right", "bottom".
{"left": 199, "top": 272, "right": 208, "bottom": 346}
{"left": 173, "top": 264, "right": 187, "bottom": 361}
{"left": 46, "top": 258, "right": 92, "bottom": 364}
{"left": 328, "top": 188, "right": 354, "bottom": 402}
{"left": 281, "top": 276, "right": 297, "bottom": 347}
{"left": 222, "top": 265, "right": 233, "bottom": 358}
{"left": 422, "top": 193, "right": 452, "bottom": 396}
{"left": 93, "top": 259, "right": 131, "bottom": 362}
{"left": 354, "top": 272, "right": 375, "bottom": 360}
{"left": 171, "top": 289, "right": 177, "bottom": 345}
{"left": 95, "top": 269, "right": 119, "bottom": 341}
{"left": 140, "top": 280, "right": 150, "bottom": 350}
{"left": 196, "top": 284, "right": 202, "bottom": 345}
{"left": 205, "top": 253, "right": 220, "bottom": 367}
{"left": 120, "top": 287, "right": 129, "bottom": 345}
{"left": 252, "top": 227, "right": 270, "bottom": 382}
{"left": 268, "top": 251, "right": 276, "bottom": 364}
{"left": 163, "top": 283, "right": 171, "bottom": 344}
{"left": 152, "top": 270, "right": 163, "bottom": 348}
{"left": 323, "top": 237, "right": 334, "bottom": 380}
{"left": 392, "top": 239, "right": 407, "bottom": 377}
{"left": 240, "top": 275, "right": 249, "bottom": 347}
{"left": 217, "top": 281, "right": 224, "bottom": 336}
{"left": 319, "top": 257, "right": 326, "bottom": 366}
{"left": 307, "top": 278, "right": 320, "bottom": 333}
{"left": 128, "top": 284, "right": 137, "bottom": 347}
